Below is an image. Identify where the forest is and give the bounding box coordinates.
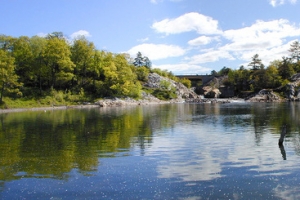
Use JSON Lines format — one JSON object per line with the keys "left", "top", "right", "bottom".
{"left": 0, "top": 32, "right": 190, "bottom": 108}
{"left": 215, "top": 41, "right": 300, "bottom": 96}
{"left": 0, "top": 32, "right": 300, "bottom": 108}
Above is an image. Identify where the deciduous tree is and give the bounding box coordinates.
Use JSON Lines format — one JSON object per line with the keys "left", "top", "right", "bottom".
{"left": 42, "top": 37, "right": 74, "bottom": 89}
{"left": 0, "top": 50, "right": 22, "bottom": 102}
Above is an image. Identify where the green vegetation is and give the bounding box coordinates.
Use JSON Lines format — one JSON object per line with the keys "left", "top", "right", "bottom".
{"left": 1, "top": 32, "right": 299, "bottom": 107}
{"left": 214, "top": 41, "right": 300, "bottom": 96}
{"left": 0, "top": 33, "right": 186, "bottom": 108}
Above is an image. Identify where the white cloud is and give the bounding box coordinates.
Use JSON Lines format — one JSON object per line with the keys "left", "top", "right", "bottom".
{"left": 127, "top": 43, "right": 186, "bottom": 60}
{"left": 188, "top": 36, "right": 219, "bottom": 46}
{"left": 37, "top": 32, "right": 48, "bottom": 38}
{"left": 218, "top": 19, "right": 300, "bottom": 64}
{"left": 222, "top": 19, "right": 300, "bottom": 51}
{"left": 70, "top": 30, "right": 91, "bottom": 39}
{"left": 152, "top": 63, "right": 211, "bottom": 74}
{"left": 137, "top": 37, "right": 149, "bottom": 43}
{"left": 269, "top": 0, "right": 297, "bottom": 7}
{"left": 239, "top": 42, "right": 291, "bottom": 66}
{"left": 152, "top": 12, "right": 222, "bottom": 35}
{"left": 186, "top": 49, "right": 235, "bottom": 64}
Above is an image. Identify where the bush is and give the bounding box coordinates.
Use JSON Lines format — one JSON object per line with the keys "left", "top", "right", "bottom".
{"left": 152, "top": 88, "right": 177, "bottom": 100}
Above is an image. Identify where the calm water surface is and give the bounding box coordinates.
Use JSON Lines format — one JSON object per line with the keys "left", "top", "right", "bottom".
{"left": 1, "top": 102, "right": 300, "bottom": 199}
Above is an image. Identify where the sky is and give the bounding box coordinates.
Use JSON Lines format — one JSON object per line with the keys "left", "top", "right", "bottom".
{"left": 1, "top": 0, "right": 300, "bottom": 74}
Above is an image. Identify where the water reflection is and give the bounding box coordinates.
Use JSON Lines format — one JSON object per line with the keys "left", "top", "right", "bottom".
{"left": 1, "top": 103, "right": 300, "bottom": 198}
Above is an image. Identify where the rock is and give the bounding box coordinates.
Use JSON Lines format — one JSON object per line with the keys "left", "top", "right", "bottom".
{"left": 201, "top": 86, "right": 221, "bottom": 98}
{"left": 246, "top": 89, "right": 282, "bottom": 102}
{"left": 143, "top": 73, "right": 200, "bottom": 101}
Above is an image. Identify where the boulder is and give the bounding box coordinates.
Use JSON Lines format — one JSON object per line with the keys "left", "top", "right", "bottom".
{"left": 246, "top": 89, "right": 282, "bottom": 102}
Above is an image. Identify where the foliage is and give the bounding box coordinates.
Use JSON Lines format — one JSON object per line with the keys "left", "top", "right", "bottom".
{"left": 133, "top": 52, "right": 151, "bottom": 68}
{"left": 3, "top": 32, "right": 300, "bottom": 107}
{"left": 0, "top": 49, "right": 22, "bottom": 102}
{"left": 135, "top": 66, "right": 150, "bottom": 82}
{"left": 179, "top": 78, "right": 191, "bottom": 88}
{"left": 289, "top": 40, "right": 300, "bottom": 63}
{"left": 152, "top": 88, "right": 177, "bottom": 100}
{"left": 248, "top": 54, "right": 263, "bottom": 70}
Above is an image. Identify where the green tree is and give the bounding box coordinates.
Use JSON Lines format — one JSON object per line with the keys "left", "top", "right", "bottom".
{"left": 278, "top": 57, "right": 295, "bottom": 80}
{"left": 30, "top": 36, "right": 48, "bottom": 94}
{"left": 112, "top": 54, "right": 141, "bottom": 98}
{"left": 218, "top": 66, "right": 231, "bottom": 76}
{"left": 248, "top": 54, "right": 263, "bottom": 70}
{"left": 266, "top": 60, "right": 282, "bottom": 88}
{"left": 133, "top": 52, "right": 151, "bottom": 68}
{"left": 0, "top": 35, "right": 15, "bottom": 51}
{"left": 0, "top": 50, "right": 22, "bottom": 102}
{"left": 133, "top": 52, "right": 144, "bottom": 67}
{"left": 289, "top": 40, "right": 300, "bottom": 63}
{"left": 42, "top": 37, "right": 74, "bottom": 89}
{"left": 12, "top": 36, "right": 34, "bottom": 87}
{"left": 71, "top": 36, "right": 96, "bottom": 88}
{"left": 179, "top": 78, "right": 191, "bottom": 88}
{"left": 135, "top": 66, "right": 150, "bottom": 82}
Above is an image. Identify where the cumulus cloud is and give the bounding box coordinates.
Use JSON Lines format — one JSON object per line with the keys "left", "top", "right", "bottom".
{"left": 269, "top": 0, "right": 297, "bottom": 7}
{"left": 70, "top": 30, "right": 91, "bottom": 39}
{"left": 127, "top": 43, "right": 186, "bottom": 60}
{"left": 218, "top": 19, "right": 300, "bottom": 64}
{"left": 188, "top": 36, "right": 219, "bottom": 46}
{"left": 222, "top": 19, "right": 300, "bottom": 50}
{"left": 152, "top": 12, "right": 222, "bottom": 35}
{"left": 186, "top": 49, "right": 235, "bottom": 64}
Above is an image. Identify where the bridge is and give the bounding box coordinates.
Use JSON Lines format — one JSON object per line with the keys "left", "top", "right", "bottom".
{"left": 175, "top": 74, "right": 215, "bottom": 85}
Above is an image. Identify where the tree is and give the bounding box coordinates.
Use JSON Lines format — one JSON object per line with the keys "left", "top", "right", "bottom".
{"left": 143, "top": 56, "right": 152, "bottom": 68}
{"left": 42, "top": 37, "right": 74, "bottom": 89}
{"left": 71, "top": 36, "right": 96, "bottom": 88}
{"left": 0, "top": 50, "right": 22, "bottom": 102}
{"left": 248, "top": 54, "right": 263, "bottom": 70}
{"left": 265, "top": 65, "right": 281, "bottom": 88}
{"left": 133, "top": 52, "right": 144, "bottom": 67}
{"left": 12, "top": 36, "right": 34, "bottom": 87}
{"left": 30, "top": 36, "right": 48, "bottom": 93}
{"left": 133, "top": 52, "right": 151, "bottom": 68}
{"left": 289, "top": 40, "right": 300, "bottom": 63}
{"left": 0, "top": 35, "right": 15, "bottom": 51}
{"left": 218, "top": 66, "right": 231, "bottom": 76}
{"left": 278, "top": 57, "right": 295, "bottom": 80}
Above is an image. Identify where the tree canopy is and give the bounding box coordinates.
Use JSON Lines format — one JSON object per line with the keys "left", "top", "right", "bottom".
{"left": 0, "top": 32, "right": 300, "bottom": 105}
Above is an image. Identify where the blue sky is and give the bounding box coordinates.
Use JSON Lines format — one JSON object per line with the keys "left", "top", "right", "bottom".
{"left": 1, "top": 0, "right": 300, "bottom": 74}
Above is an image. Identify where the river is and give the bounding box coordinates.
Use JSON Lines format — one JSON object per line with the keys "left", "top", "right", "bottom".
{"left": 1, "top": 102, "right": 300, "bottom": 199}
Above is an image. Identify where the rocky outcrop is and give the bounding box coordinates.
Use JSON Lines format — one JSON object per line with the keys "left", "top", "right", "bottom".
{"left": 144, "top": 73, "right": 199, "bottom": 99}
{"left": 286, "top": 73, "right": 300, "bottom": 101}
{"left": 197, "top": 75, "right": 235, "bottom": 98}
{"left": 200, "top": 86, "right": 221, "bottom": 98}
{"left": 246, "top": 89, "right": 282, "bottom": 102}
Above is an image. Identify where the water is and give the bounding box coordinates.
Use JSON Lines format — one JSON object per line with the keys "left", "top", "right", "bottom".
{"left": 1, "top": 102, "right": 300, "bottom": 199}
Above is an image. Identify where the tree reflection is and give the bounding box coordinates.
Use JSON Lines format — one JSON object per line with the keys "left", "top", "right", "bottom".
{"left": 0, "top": 104, "right": 182, "bottom": 183}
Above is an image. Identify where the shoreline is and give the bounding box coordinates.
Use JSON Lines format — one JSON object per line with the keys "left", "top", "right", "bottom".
{"left": 0, "top": 98, "right": 246, "bottom": 114}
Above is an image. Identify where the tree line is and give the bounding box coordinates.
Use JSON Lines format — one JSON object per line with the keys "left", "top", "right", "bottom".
{"left": 212, "top": 41, "right": 300, "bottom": 96}
{"left": 0, "top": 32, "right": 189, "bottom": 105}
{"left": 1, "top": 31, "right": 299, "bottom": 105}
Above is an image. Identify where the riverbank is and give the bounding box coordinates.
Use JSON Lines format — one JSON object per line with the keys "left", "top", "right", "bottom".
{"left": 0, "top": 97, "right": 245, "bottom": 114}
